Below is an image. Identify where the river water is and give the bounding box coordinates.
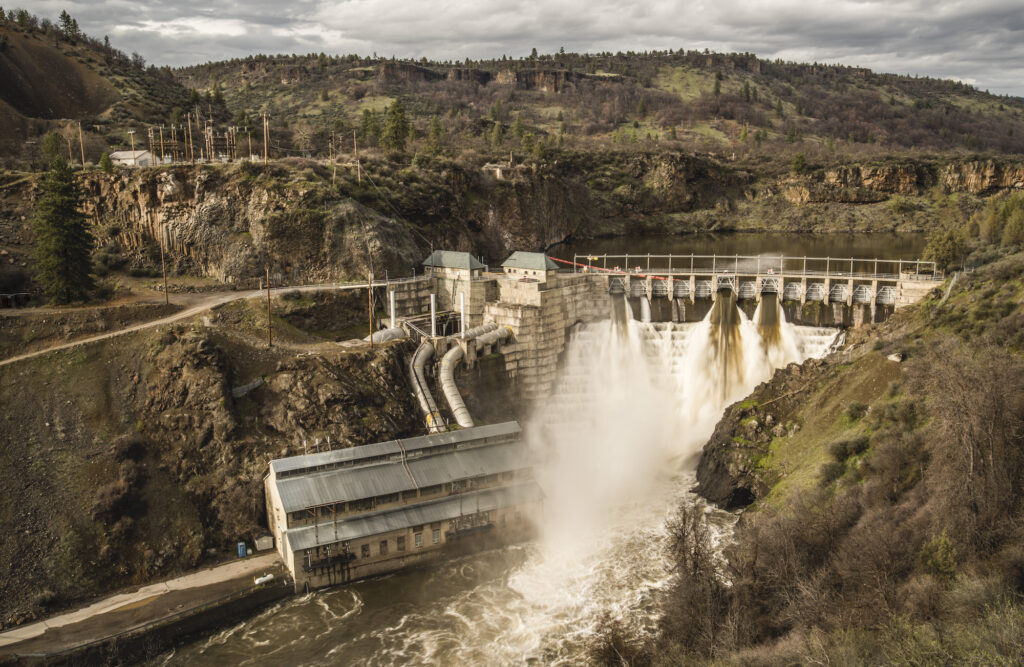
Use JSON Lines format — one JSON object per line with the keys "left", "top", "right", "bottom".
{"left": 161, "top": 234, "right": 908, "bottom": 666}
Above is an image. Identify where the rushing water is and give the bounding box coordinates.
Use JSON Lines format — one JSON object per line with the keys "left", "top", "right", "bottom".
{"left": 161, "top": 294, "right": 837, "bottom": 666}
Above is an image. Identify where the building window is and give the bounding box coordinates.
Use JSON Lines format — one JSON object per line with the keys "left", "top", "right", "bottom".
{"left": 380, "top": 540, "right": 388, "bottom": 555}
{"left": 397, "top": 536, "right": 406, "bottom": 551}
{"left": 414, "top": 532, "right": 423, "bottom": 548}
{"left": 361, "top": 544, "right": 370, "bottom": 558}
{"left": 432, "top": 528, "right": 441, "bottom": 544}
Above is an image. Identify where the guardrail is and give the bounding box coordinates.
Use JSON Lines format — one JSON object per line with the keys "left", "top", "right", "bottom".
{"left": 569, "top": 254, "right": 940, "bottom": 280}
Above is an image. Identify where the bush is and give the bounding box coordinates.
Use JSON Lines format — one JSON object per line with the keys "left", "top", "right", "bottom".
{"left": 845, "top": 402, "right": 869, "bottom": 421}
{"left": 920, "top": 531, "right": 957, "bottom": 580}
{"left": 829, "top": 435, "right": 870, "bottom": 461}
{"left": 820, "top": 460, "right": 846, "bottom": 485}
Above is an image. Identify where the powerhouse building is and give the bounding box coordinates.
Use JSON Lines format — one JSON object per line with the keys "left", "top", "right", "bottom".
{"left": 264, "top": 422, "right": 542, "bottom": 592}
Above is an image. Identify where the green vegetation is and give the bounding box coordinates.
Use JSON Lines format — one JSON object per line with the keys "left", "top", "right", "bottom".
{"left": 592, "top": 251, "right": 1024, "bottom": 664}
{"left": 32, "top": 156, "right": 94, "bottom": 303}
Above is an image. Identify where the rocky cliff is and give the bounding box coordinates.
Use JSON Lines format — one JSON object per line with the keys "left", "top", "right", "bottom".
{"left": 3, "top": 153, "right": 1023, "bottom": 293}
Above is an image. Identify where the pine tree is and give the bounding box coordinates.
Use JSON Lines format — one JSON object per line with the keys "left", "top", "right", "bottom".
{"left": 360, "top": 109, "right": 380, "bottom": 145}
{"left": 381, "top": 100, "right": 409, "bottom": 152}
{"left": 428, "top": 115, "right": 443, "bottom": 150}
{"left": 98, "top": 152, "right": 113, "bottom": 173}
{"left": 490, "top": 122, "right": 503, "bottom": 147}
{"left": 512, "top": 114, "right": 525, "bottom": 138}
{"left": 33, "top": 157, "right": 94, "bottom": 303}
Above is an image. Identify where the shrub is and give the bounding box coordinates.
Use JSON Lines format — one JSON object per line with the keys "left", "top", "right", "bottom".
{"left": 820, "top": 460, "right": 846, "bottom": 485}
{"left": 920, "top": 531, "right": 957, "bottom": 580}
{"left": 845, "top": 402, "right": 869, "bottom": 421}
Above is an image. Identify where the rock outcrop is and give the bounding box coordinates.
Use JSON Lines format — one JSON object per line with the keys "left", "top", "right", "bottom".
{"left": 940, "top": 160, "right": 1024, "bottom": 194}
{"left": 260, "top": 340, "right": 420, "bottom": 442}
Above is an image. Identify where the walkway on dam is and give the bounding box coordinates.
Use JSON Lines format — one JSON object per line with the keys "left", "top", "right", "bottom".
{"left": 0, "top": 553, "right": 284, "bottom": 657}
{"left": 0, "top": 277, "right": 425, "bottom": 368}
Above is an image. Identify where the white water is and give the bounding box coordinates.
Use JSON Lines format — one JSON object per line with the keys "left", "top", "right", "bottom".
{"left": 163, "top": 296, "right": 837, "bottom": 666}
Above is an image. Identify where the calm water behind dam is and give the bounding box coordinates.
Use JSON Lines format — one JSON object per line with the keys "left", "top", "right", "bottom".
{"left": 161, "top": 234, "right": 918, "bottom": 666}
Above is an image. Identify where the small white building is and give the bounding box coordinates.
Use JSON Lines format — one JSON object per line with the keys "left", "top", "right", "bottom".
{"left": 421, "top": 250, "right": 485, "bottom": 280}
{"left": 109, "top": 150, "right": 155, "bottom": 167}
{"left": 501, "top": 251, "right": 559, "bottom": 283}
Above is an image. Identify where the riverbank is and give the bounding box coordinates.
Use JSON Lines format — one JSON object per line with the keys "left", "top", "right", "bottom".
{"left": 0, "top": 553, "right": 290, "bottom": 665}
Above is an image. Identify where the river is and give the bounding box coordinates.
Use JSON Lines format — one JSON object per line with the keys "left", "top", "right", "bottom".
{"left": 159, "top": 233, "right": 921, "bottom": 666}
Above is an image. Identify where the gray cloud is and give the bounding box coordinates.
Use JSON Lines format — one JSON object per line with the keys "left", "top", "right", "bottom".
{"left": 20, "top": 0, "right": 1024, "bottom": 95}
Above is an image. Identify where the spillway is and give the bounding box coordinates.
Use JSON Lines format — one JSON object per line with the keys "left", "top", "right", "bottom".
{"left": 165, "top": 292, "right": 839, "bottom": 666}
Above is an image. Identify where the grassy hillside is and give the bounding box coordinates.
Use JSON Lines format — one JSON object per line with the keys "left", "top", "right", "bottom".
{"left": 601, "top": 246, "right": 1024, "bottom": 663}
{"left": 177, "top": 49, "right": 1024, "bottom": 168}
{"left": 0, "top": 11, "right": 196, "bottom": 165}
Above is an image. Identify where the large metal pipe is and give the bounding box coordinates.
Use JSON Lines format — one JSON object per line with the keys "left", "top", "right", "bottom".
{"left": 364, "top": 326, "right": 405, "bottom": 343}
{"left": 440, "top": 345, "right": 472, "bottom": 427}
{"left": 438, "top": 325, "right": 511, "bottom": 429}
{"left": 411, "top": 341, "right": 443, "bottom": 432}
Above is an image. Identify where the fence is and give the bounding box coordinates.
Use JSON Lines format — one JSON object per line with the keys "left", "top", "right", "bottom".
{"left": 569, "top": 254, "right": 940, "bottom": 280}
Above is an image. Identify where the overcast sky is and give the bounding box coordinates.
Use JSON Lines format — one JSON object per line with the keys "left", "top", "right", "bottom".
{"left": 20, "top": 0, "right": 1024, "bottom": 97}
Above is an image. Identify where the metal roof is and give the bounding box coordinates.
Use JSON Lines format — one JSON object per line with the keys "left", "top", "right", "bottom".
{"left": 501, "top": 251, "right": 558, "bottom": 271}
{"left": 109, "top": 150, "right": 152, "bottom": 159}
{"left": 284, "top": 482, "right": 544, "bottom": 552}
{"left": 422, "top": 250, "right": 485, "bottom": 270}
{"left": 275, "top": 441, "right": 532, "bottom": 513}
{"left": 270, "top": 421, "right": 522, "bottom": 476}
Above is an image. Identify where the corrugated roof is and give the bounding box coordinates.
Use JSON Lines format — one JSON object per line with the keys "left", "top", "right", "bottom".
{"left": 501, "top": 251, "right": 558, "bottom": 271}
{"left": 422, "top": 250, "right": 485, "bottom": 270}
{"left": 275, "top": 440, "right": 532, "bottom": 513}
{"left": 284, "top": 482, "right": 544, "bottom": 552}
{"left": 109, "top": 150, "right": 152, "bottom": 159}
{"left": 270, "top": 421, "right": 522, "bottom": 476}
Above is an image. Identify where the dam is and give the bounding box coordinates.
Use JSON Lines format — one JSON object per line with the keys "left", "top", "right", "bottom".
{"left": 220, "top": 245, "right": 942, "bottom": 664}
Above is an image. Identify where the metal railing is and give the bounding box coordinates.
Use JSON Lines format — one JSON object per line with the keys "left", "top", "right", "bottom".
{"left": 569, "top": 254, "right": 940, "bottom": 280}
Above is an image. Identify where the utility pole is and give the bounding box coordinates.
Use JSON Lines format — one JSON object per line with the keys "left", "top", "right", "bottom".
{"left": 266, "top": 265, "right": 273, "bottom": 348}
{"left": 77, "top": 122, "right": 86, "bottom": 167}
{"left": 368, "top": 273, "right": 374, "bottom": 349}
{"left": 127, "top": 129, "right": 136, "bottom": 165}
{"left": 159, "top": 125, "right": 165, "bottom": 164}
{"left": 247, "top": 130, "right": 252, "bottom": 161}
{"left": 187, "top": 113, "right": 195, "bottom": 164}
{"left": 353, "top": 130, "right": 360, "bottom": 183}
{"left": 263, "top": 113, "right": 269, "bottom": 165}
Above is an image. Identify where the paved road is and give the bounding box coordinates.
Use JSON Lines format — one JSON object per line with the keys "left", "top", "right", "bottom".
{"left": 0, "top": 552, "right": 282, "bottom": 647}
{"left": 0, "top": 280, "right": 411, "bottom": 368}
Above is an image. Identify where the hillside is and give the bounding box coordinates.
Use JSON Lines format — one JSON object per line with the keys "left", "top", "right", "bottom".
{"left": 177, "top": 50, "right": 1024, "bottom": 165}
{"left": 0, "top": 14, "right": 194, "bottom": 164}
{"left": 0, "top": 290, "right": 422, "bottom": 626}
{"left": 599, "top": 248, "right": 1024, "bottom": 664}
